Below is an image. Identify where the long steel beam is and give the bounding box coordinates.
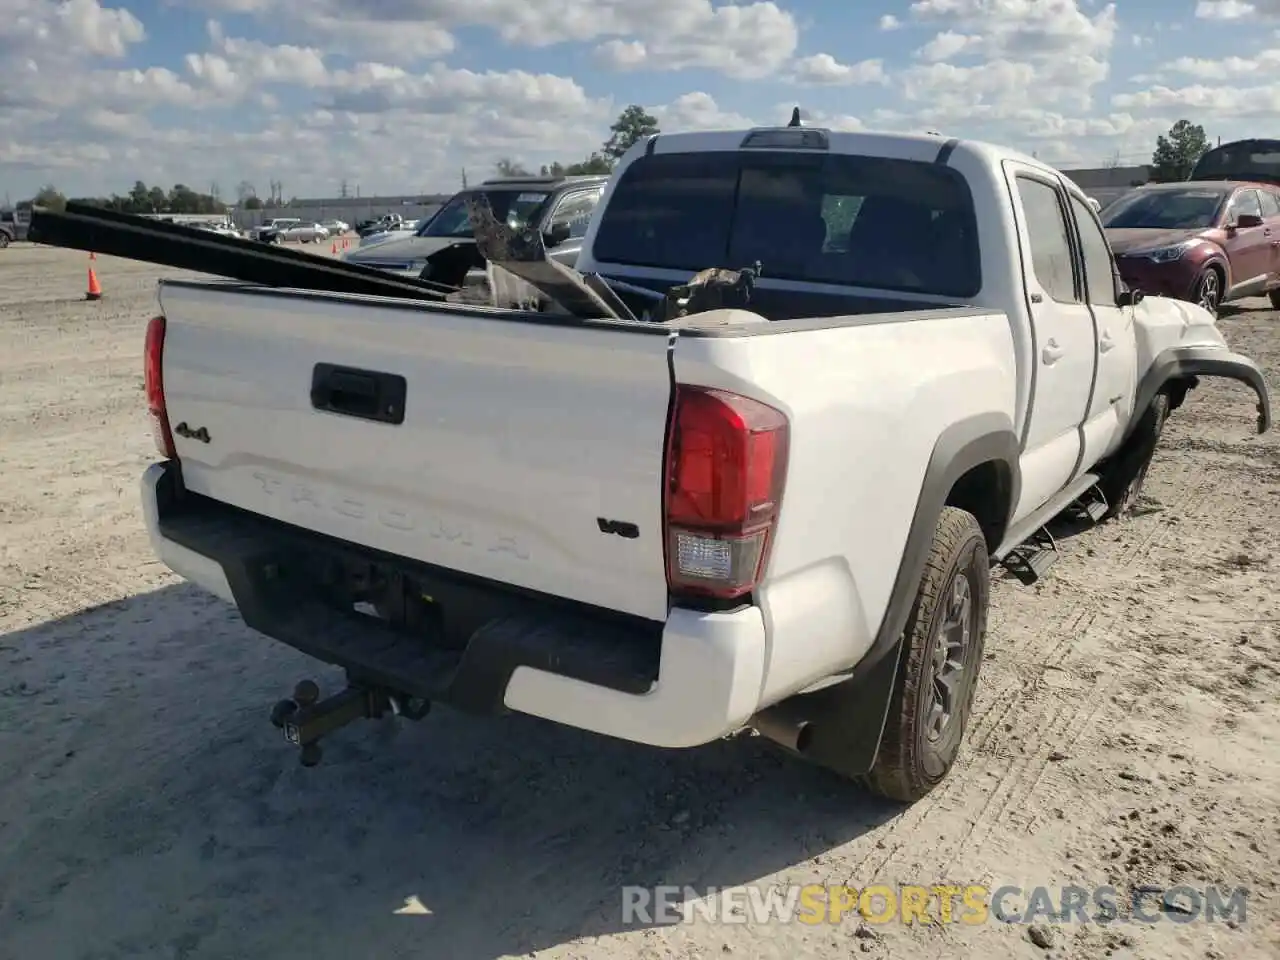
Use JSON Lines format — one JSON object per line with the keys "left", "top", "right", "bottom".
{"left": 27, "top": 203, "right": 454, "bottom": 301}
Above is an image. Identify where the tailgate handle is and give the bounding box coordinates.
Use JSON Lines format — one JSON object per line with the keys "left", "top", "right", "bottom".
{"left": 311, "top": 363, "right": 406, "bottom": 425}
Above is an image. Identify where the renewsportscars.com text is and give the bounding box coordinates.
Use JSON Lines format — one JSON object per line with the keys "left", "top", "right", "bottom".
{"left": 621, "top": 884, "right": 1249, "bottom": 927}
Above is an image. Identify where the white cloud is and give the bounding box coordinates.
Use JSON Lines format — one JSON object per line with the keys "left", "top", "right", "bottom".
{"left": 890, "top": 0, "right": 1122, "bottom": 154}
{"left": 0, "top": 0, "right": 146, "bottom": 58}
{"left": 1112, "top": 82, "right": 1280, "bottom": 118}
{"left": 1138, "top": 50, "right": 1280, "bottom": 81}
{"left": 916, "top": 30, "right": 979, "bottom": 61}
{"left": 588, "top": 2, "right": 798, "bottom": 78}
{"left": 1194, "top": 0, "right": 1256, "bottom": 19}
{"left": 185, "top": 0, "right": 797, "bottom": 71}
{"left": 789, "top": 54, "right": 886, "bottom": 85}
{"left": 650, "top": 92, "right": 756, "bottom": 131}
{"left": 10, "top": 0, "right": 1280, "bottom": 200}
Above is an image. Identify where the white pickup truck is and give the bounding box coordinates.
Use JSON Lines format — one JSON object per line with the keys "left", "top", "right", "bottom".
{"left": 138, "top": 125, "right": 1271, "bottom": 802}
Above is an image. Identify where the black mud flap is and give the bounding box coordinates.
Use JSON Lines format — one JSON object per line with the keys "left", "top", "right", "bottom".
{"left": 749, "top": 414, "right": 1022, "bottom": 780}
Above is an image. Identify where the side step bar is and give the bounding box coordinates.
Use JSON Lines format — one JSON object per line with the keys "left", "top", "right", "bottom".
{"left": 994, "top": 474, "right": 1107, "bottom": 586}
{"left": 27, "top": 202, "right": 456, "bottom": 302}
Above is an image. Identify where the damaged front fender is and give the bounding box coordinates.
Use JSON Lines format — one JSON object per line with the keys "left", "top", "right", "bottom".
{"left": 1133, "top": 345, "right": 1272, "bottom": 436}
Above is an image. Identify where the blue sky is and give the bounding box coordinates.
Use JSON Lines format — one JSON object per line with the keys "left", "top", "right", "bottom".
{"left": 3, "top": 0, "right": 1279, "bottom": 201}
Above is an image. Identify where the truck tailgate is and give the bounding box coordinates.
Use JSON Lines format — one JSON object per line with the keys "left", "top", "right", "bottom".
{"left": 157, "top": 282, "right": 676, "bottom": 621}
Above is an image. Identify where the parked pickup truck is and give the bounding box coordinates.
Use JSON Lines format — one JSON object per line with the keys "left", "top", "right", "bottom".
{"left": 138, "top": 125, "right": 1271, "bottom": 802}
{"left": 0, "top": 208, "right": 28, "bottom": 247}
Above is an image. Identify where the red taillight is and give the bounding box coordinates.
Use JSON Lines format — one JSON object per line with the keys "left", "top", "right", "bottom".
{"left": 663, "top": 385, "right": 789, "bottom": 600}
{"left": 144, "top": 315, "right": 176, "bottom": 458}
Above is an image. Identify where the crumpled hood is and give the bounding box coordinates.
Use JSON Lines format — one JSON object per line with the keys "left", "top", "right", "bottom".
{"left": 1106, "top": 227, "right": 1208, "bottom": 255}
{"left": 346, "top": 234, "right": 471, "bottom": 263}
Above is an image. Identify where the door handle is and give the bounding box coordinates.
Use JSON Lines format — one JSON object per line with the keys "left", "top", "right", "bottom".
{"left": 1099, "top": 331, "right": 1115, "bottom": 353}
{"left": 1042, "top": 339, "right": 1063, "bottom": 364}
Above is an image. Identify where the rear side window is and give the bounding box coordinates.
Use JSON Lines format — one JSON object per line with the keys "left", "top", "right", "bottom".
{"left": 591, "top": 150, "right": 981, "bottom": 298}
{"left": 1259, "top": 190, "right": 1280, "bottom": 218}
{"left": 1069, "top": 194, "right": 1118, "bottom": 307}
{"left": 1015, "top": 176, "right": 1078, "bottom": 304}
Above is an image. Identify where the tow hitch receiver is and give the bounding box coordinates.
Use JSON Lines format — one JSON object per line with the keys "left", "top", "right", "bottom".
{"left": 269, "top": 679, "right": 431, "bottom": 766}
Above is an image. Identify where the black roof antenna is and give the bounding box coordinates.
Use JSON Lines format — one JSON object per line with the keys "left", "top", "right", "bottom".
{"left": 788, "top": 106, "right": 802, "bottom": 127}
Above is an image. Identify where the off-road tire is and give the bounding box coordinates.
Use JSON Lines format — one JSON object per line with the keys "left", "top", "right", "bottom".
{"left": 0, "top": 233, "right": 10, "bottom": 249}
{"left": 863, "top": 507, "right": 989, "bottom": 803}
{"left": 1099, "top": 393, "right": 1169, "bottom": 520}
{"left": 1269, "top": 289, "right": 1280, "bottom": 310}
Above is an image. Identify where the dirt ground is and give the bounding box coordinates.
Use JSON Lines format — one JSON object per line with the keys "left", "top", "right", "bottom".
{"left": 1, "top": 242, "right": 1277, "bottom": 960}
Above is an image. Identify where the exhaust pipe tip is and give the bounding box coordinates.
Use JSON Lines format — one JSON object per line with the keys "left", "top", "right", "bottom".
{"left": 750, "top": 708, "right": 813, "bottom": 755}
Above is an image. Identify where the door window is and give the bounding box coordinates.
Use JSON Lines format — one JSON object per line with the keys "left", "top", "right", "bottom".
{"left": 547, "top": 187, "right": 604, "bottom": 239}
{"left": 1016, "top": 176, "right": 1079, "bottom": 304}
{"left": 1068, "top": 194, "right": 1119, "bottom": 306}
{"left": 1257, "top": 190, "right": 1280, "bottom": 219}
{"left": 1227, "top": 189, "right": 1263, "bottom": 223}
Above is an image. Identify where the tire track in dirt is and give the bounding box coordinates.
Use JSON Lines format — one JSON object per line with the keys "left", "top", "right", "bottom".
{"left": 843, "top": 434, "right": 1230, "bottom": 882}
{"left": 946, "top": 443, "right": 1238, "bottom": 858}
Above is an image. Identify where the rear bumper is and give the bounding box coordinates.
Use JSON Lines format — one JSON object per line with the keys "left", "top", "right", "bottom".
{"left": 140, "top": 462, "right": 766, "bottom": 748}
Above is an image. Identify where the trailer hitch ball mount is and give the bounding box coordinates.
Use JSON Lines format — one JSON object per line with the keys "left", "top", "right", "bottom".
{"left": 269, "top": 679, "right": 431, "bottom": 766}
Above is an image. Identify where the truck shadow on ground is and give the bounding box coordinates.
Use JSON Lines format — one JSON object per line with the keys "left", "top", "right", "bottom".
{"left": 0, "top": 583, "right": 903, "bottom": 960}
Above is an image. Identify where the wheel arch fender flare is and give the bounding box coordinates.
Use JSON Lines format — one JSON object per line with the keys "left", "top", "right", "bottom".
{"left": 1198, "top": 253, "right": 1230, "bottom": 287}
{"left": 1130, "top": 345, "right": 1271, "bottom": 440}
{"left": 749, "top": 411, "right": 1021, "bottom": 779}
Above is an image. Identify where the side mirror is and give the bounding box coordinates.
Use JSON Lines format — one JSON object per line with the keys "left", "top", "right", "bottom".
{"left": 1235, "top": 213, "right": 1264, "bottom": 229}
{"left": 544, "top": 222, "right": 571, "bottom": 247}
{"left": 1117, "top": 286, "right": 1144, "bottom": 307}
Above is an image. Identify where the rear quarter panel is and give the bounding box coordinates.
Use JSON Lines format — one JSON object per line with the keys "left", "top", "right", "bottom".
{"left": 672, "top": 310, "right": 1017, "bottom": 705}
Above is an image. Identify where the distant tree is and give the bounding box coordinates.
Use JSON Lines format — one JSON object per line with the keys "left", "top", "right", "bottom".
{"left": 244, "top": 195, "right": 263, "bottom": 210}
{"left": 32, "top": 185, "right": 67, "bottom": 211}
{"left": 603, "top": 105, "right": 659, "bottom": 161}
{"left": 494, "top": 157, "right": 531, "bottom": 177}
{"left": 39, "top": 182, "right": 225, "bottom": 215}
{"left": 1151, "top": 120, "right": 1210, "bottom": 182}
{"left": 538, "top": 153, "right": 615, "bottom": 177}
{"left": 565, "top": 153, "right": 614, "bottom": 175}
{"left": 235, "top": 180, "right": 256, "bottom": 204}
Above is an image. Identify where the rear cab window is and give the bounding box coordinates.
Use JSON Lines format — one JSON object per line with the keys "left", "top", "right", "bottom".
{"left": 590, "top": 150, "right": 982, "bottom": 298}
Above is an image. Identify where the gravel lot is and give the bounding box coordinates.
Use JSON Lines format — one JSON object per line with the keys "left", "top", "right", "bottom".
{"left": 1, "top": 242, "right": 1277, "bottom": 960}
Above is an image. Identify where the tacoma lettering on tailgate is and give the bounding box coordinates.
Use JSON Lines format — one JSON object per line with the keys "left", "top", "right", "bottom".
{"left": 250, "top": 470, "right": 530, "bottom": 560}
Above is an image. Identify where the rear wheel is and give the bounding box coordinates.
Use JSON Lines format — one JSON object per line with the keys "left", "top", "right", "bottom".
{"left": 1099, "top": 393, "right": 1169, "bottom": 520}
{"left": 1194, "top": 267, "right": 1222, "bottom": 315}
{"left": 0, "top": 233, "right": 9, "bottom": 248}
{"left": 863, "top": 507, "right": 989, "bottom": 803}
{"left": 1269, "top": 289, "right": 1280, "bottom": 310}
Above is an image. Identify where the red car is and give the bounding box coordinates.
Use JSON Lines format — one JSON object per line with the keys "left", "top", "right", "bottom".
{"left": 1102, "top": 180, "right": 1280, "bottom": 314}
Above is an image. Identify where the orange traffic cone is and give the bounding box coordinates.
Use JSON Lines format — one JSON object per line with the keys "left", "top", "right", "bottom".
{"left": 342, "top": 237, "right": 349, "bottom": 249}
{"left": 331, "top": 240, "right": 337, "bottom": 254}
{"left": 86, "top": 260, "right": 102, "bottom": 300}
{"left": 89, "top": 251, "right": 97, "bottom": 260}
